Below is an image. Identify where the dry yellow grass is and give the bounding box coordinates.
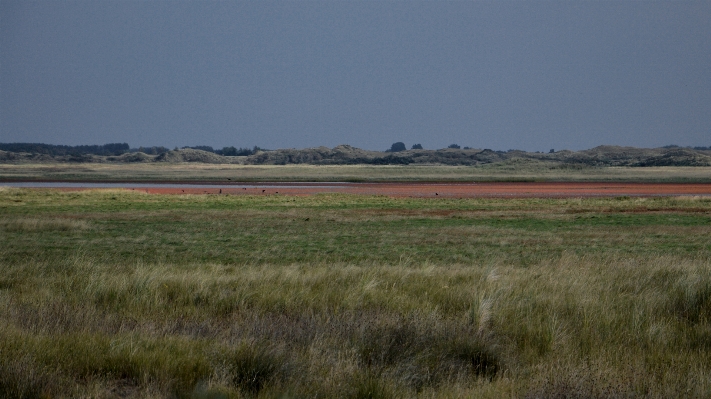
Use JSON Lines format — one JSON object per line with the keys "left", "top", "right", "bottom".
{"left": 1, "top": 190, "right": 710, "bottom": 397}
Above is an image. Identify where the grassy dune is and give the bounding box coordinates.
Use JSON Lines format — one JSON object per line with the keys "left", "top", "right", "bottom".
{"left": 1, "top": 188, "right": 711, "bottom": 397}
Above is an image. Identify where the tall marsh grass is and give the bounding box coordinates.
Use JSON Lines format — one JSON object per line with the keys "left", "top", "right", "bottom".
{"left": 2, "top": 254, "right": 711, "bottom": 397}
{"left": 1, "top": 189, "right": 710, "bottom": 397}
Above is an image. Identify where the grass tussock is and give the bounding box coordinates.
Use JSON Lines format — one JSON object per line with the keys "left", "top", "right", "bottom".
{"left": 0, "top": 355, "right": 59, "bottom": 399}
{"left": 1, "top": 189, "right": 710, "bottom": 397}
{"left": 525, "top": 362, "right": 644, "bottom": 399}
{"left": 670, "top": 277, "right": 711, "bottom": 324}
{"left": 220, "top": 342, "right": 284, "bottom": 395}
{"left": 0, "top": 217, "right": 91, "bottom": 232}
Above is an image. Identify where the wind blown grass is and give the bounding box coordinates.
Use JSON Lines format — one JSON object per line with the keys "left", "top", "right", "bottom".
{"left": 1, "top": 188, "right": 710, "bottom": 397}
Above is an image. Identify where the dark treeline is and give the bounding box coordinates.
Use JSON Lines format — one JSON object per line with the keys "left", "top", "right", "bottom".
{"left": 0, "top": 143, "right": 267, "bottom": 157}
{"left": 181, "top": 145, "right": 266, "bottom": 156}
{"left": 0, "top": 142, "right": 129, "bottom": 156}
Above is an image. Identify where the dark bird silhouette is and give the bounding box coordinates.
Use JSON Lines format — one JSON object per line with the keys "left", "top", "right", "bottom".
{"left": 435, "top": 193, "right": 438, "bottom": 196}
{"left": 219, "top": 189, "right": 222, "bottom": 194}
{"left": 227, "top": 178, "right": 231, "bottom": 180}
{"left": 262, "top": 189, "right": 265, "bottom": 193}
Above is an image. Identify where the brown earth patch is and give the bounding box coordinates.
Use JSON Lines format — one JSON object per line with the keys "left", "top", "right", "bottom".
{"left": 604, "top": 207, "right": 711, "bottom": 213}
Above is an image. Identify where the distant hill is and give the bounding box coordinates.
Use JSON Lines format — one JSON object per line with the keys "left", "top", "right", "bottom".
{"left": 244, "top": 145, "right": 711, "bottom": 167}
{"left": 1, "top": 143, "right": 710, "bottom": 167}
{"left": 0, "top": 142, "right": 129, "bottom": 156}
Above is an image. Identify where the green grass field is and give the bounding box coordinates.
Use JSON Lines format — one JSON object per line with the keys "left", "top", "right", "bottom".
{"left": 2, "top": 187, "right": 711, "bottom": 398}
{"left": 3, "top": 163, "right": 711, "bottom": 182}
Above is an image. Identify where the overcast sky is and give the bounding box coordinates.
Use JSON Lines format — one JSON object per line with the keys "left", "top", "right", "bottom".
{"left": 2, "top": 1, "right": 710, "bottom": 151}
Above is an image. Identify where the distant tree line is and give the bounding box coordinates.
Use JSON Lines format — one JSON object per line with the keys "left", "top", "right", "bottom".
{"left": 0, "top": 142, "right": 129, "bottom": 156}
{"left": 386, "top": 142, "right": 476, "bottom": 152}
{"left": 181, "top": 146, "right": 266, "bottom": 156}
{"left": 386, "top": 142, "right": 428, "bottom": 152}
{"left": 0, "top": 142, "right": 268, "bottom": 157}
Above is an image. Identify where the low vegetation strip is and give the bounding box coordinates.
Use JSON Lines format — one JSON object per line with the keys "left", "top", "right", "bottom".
{"left": 3, "top": 163, "right": 711, "bottom": 183}
{"left": 1, "top": 189, "right": 711, "bottom": 397}
{"left": 33, "top": 182, "right": 711, "bottom": 198}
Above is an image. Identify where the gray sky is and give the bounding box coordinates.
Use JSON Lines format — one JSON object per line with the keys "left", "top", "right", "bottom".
{"left": 2, "top": 1, "right": 710, "bottom": 151}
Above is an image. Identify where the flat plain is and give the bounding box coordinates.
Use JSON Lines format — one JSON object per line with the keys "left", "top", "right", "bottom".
{"left": 2, "top": 185, "right": 711, "bottom": 398}
{"left": 2, "top": 163, "right": 711, "bottom": 182}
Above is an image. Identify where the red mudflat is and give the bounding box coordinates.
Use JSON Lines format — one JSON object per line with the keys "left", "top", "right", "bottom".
{"left": 111, "top": 182, "right": 711, "bottom": 198}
